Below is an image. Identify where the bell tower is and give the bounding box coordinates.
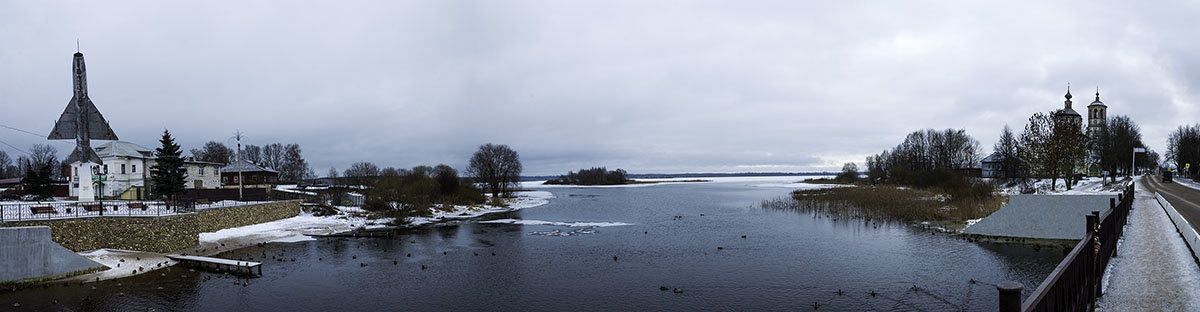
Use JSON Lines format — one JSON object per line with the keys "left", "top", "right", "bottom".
{"left": 1087, "top": 88, "right": 1107, "bottom": 139}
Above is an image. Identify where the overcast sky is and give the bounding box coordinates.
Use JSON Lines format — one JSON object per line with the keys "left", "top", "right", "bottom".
{"left": 2, "top": 1, "right": 1197, "bottom": 176}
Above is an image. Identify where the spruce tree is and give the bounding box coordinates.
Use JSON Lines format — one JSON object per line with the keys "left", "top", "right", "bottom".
{"left": 21, "top": 163, "right": 53, "bottom": 199}
{"left": 151, "top": 130, "right": 187, "bottom": 203}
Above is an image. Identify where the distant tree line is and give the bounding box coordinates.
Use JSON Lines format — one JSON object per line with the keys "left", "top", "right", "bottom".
{"left": 1166, "top": 125, "right": 1200, "bottom": 177}
{"left": 338, "top": 143, "right": 522, "bottom": 224}
{"left": 545, "top": 167, "right": 629, "bottom": 185}
{"left": 865, "top": 129, "right": 981, "bottom": 184}
{"left": 864, "top": 128, "right": 989, "bottom": 199}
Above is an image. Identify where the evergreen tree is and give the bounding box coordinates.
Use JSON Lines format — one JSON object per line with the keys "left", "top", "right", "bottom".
{"left": 21, "top": 163, "right": 53, "bottom": 199}
{"left": 151, "top": 130, "right": 188, "bottom": 203}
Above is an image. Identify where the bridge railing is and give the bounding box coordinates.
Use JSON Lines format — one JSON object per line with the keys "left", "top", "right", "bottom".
{"left": 998, "top": 182, "right": 1134, "bottom": 312}
{"left": 0, "top": 199, "right": 273, "bottom": 223}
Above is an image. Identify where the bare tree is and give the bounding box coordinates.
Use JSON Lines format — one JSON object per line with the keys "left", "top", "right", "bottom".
{"left": 280, "top": 143, "right": 309, "bottom": 182}
{"left": 262, "top": 143, "right": 285, "bottom": 170}
{"left": 467, "top": 143, "right": 522, "bottom": 197}
{"left": 993, "top": 125, "right": 1024, "bottom": 182}
{"left": 29, "top": 144, "right": 59, "bottom": 179}
{"left": 190, "top": 141, "right": 235, "bottom": 165}
{"left": 327, "top": 167, "right": 339, "bottom": 179}
{"left": 1021, "top": 112, "right": 1088, "bottom": 190}
{"left": 433, "top": 164, "right": 459, "bottom": 194}
{"left": 344, "top": 161, "right": 380, "bottom": 185}
{"left": 380, "top": 167, "right": 400, "bottom": 177}
{"left": 411, "top": 165, "right": 433, "bottom": 177}
{"left": 243, "top": 144, "right": 262, "bottom": 164}
{"left": 0, "top": 150, "right": 11, "bottom": 178}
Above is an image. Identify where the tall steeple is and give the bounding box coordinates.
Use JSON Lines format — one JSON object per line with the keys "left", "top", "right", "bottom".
{"left": 1064, "top": 84, "right": 1073, "bottom": 110}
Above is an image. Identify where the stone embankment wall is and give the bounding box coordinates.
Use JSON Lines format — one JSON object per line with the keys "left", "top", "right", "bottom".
{"left": 4, "top": 201, "right": 300, "bottom": 253}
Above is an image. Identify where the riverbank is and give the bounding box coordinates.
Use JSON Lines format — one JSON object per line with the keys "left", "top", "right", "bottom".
{"left": 46, "top": 190, "right": 554, "bottom": 284}
{"left": 766, "top": 184, "right": 1006, "bottom": 232}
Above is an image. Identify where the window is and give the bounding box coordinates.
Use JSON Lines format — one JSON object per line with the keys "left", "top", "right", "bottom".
{"left": 121, "top": 164, "right": 126, "bottom": 174}
{"left": 103, "top": 165, "right": 108, "bottom": 174}
{"left": 132, "top": 164, "right": 136, "bottom": 173}
{"left": 199, "top": 167, "right": 205, "bottom": 176}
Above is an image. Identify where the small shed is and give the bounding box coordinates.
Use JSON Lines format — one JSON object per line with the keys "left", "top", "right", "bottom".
{"left": 221, "top": 159, "right": 279, "bottom": 187}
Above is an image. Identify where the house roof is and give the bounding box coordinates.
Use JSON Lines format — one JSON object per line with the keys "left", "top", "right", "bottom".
{"left": 0, "top": 177, "right": 21, "bottom": 185}
{"left": 981, "top": 152, "right": 1002, "bottom": 163}
{"left": 221, "top": 158, "right": 279, "bottom": 174}
{"left": 94, "top": 141, "right": 153, "bottom": 159}
{"left": 184, "top": 158, "right": 225, "bottom": 166}
{"left": 1057, "top": 107, "right": 1081, "bottom": 117}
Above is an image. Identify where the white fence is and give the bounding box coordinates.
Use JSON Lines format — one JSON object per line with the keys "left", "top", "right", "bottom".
{"left": 0, "top": 200, "right": 262, "bottom": 222}
{"left": 1155, "top": 192, "right": 1200, "bottom": 264}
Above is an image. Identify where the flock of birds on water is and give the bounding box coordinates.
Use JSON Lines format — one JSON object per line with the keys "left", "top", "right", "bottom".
{"left": 6, "top": 212, "right": 992, "bottom": 310}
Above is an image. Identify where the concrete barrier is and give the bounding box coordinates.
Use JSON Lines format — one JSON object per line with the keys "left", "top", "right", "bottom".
{"left": 0, "top": 226, "right": 107, "bottom": 284}
{"left": 1154, "top": 192, "right": 1200, "bottom": 264}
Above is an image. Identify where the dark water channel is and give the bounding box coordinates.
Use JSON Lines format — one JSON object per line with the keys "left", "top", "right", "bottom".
{"left": 3, "top": 179, "right": 1063, "bottom": 311}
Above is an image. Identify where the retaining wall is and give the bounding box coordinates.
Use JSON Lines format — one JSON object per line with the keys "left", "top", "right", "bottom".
{"left": 1155, "top": 193, "right": 1200, "bottom": 264}
{"left": 3, "top": 200, "right": 300, "bottom": 253}
{"left": 0, "top": 226, "right": 106, "bottom": 284}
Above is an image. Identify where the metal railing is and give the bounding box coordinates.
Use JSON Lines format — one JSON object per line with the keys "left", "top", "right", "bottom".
{"left": 0, "top": 198, "right": 269, "bottom": 222}
{"left": 998, "top": 183, "right": 1134, "bottom": 311}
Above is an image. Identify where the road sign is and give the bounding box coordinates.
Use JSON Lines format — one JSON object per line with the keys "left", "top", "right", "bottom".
{"left": 91, "top": 175, "right": 107, "bottom": 182}
{"left": 1134, "top": 148, "right": 1146, "bottom": 153}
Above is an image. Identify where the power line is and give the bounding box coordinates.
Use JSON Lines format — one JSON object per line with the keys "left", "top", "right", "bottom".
{"left": 0, "top": 123, "right": 45, "bottom": 138}
{"left": 0, "top": 138, "right": 29, "bottom": 155}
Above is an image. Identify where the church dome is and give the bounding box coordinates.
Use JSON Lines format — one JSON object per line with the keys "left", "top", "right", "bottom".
{"left": 1089, "top": 91, "right": 1106, "bottom": 107}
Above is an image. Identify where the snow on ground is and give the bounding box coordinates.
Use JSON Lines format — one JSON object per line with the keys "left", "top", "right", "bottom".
{"left": 997, "top": 177, "right": 1127, "bottom": 195}
{"left": 479, "top": 219, "right": 632, "bottom": 227}
{"left": 68, "top": 249, "right": 176, "bottom": 282}
{"left": 195, "top": 190, "right": 556, "bottom": 246}
{"left": 1174, "top": 177, "right": 1200, "bottom": 192}
{"left": 1096, "top": 177, "right": 1200, "bottom": 310}
{"left": 199, "top": 213, "right": 364, "bottom": 244}
{"left": 408, "top": 190, "right": 555, "bottom": 226}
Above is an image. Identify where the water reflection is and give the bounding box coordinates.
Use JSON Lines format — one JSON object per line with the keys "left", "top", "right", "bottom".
{"left": 1, "top": 181, "right": 1061, "bottom": 311}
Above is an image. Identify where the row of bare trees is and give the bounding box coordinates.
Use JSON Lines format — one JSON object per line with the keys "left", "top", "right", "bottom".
{"left": 991, "top": 112, "right": 1154, "bottom": 190}
{"left": 865, "top": 128, "right": 982, "bottom": 186}
{"left": 191, "top": 141, "right": 313, "bottom": 183}
{"left": 338, "top": 143, "right": 523, "bottom": 198}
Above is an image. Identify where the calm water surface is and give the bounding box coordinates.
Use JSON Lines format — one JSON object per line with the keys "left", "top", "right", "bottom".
{"left": 3, "top": 179, "right": 1063, "bottom": 311}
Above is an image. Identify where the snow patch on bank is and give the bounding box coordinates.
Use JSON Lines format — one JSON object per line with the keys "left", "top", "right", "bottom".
{"left": 71, "top": 249, "right": 175, "bottom": 282}
{"left": 998, "top": 177, "right": 1128, "bottom": 195}
{"left": 408, "top": 190, "right": 555, "bottom": 226}
{"left": 479, "top": 219, "right": 632, "bottom": 227}
{"left": 199, "top": 213, "right": 362, "bottom": 244}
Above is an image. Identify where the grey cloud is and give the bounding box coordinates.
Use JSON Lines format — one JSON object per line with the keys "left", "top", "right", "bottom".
{"left": 2, "top": 1, "right": 1199, "bottom": 176}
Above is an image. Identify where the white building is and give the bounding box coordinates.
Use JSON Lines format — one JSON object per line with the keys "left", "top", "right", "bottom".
{"left": 68, "top": 141, "right": 222, "bottom": 200}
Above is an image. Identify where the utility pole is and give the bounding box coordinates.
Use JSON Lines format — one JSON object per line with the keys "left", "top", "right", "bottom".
{"left": 235, "top": 130, "right": 243, "bottom": 200}
{"left": 1133, "top": 147, "right": 1145, "bottom": 178}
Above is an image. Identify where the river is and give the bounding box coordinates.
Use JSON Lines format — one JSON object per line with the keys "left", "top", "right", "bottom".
{"left": 2, "top": 177, "right": 1062, "bottom": 311}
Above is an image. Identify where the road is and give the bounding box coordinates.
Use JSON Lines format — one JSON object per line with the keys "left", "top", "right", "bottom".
{"left": 1142, "top": 175, "right": 1200, "bottom": 234}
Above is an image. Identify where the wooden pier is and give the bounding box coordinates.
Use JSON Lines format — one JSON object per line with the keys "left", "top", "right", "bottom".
{"left": 167, "top": 254, "right": 262, "bottom": 277}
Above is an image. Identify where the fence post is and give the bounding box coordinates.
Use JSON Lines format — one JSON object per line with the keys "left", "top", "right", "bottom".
{"left": 997, "top": 281, "right": 1024, "bottom": 312}
{"left": 1086, "top": 213, "right": 1099, "bottom": 304}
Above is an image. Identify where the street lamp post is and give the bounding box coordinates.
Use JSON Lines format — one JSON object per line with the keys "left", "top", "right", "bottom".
{"left": 1132, "top": 147, "right": 1146, "bottom": 177}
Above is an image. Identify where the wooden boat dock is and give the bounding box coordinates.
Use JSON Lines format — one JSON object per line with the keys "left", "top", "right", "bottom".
{"left": 167, "top": 254, "right": 262, "bottom": 276}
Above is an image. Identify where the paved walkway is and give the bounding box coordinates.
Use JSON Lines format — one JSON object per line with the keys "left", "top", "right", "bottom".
{"left": 1096, "top": 177, "right": 1200, "bottom": 310}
